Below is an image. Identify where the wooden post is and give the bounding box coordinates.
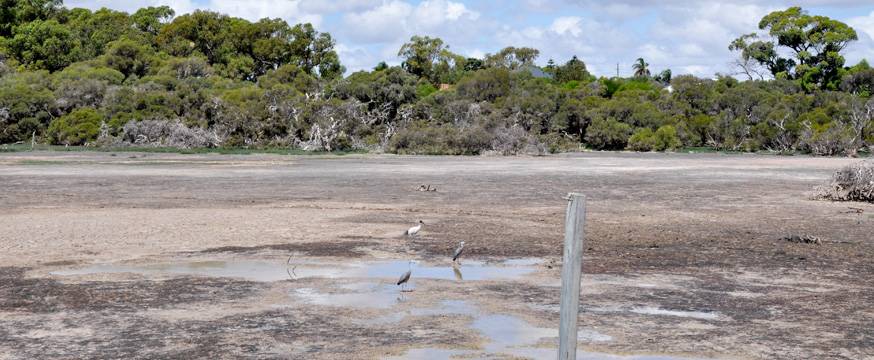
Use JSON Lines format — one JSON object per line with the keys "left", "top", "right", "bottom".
{"left": 558, "top": 193, "right": 586, "bottom": 360}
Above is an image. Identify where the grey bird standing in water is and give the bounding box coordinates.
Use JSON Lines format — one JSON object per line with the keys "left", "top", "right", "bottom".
{"left": 397, "top": 260, "right": 413, "bottom": 292}
{"left": 452, "top": 241, "right": 465, "bottom": 263}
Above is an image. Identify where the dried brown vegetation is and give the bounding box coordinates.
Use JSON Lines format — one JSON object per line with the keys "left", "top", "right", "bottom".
{"left": 816, "top": 160, "right": 874, "bottom": 202}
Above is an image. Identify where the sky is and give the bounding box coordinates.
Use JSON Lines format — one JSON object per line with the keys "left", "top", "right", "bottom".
{"left": 65, "top": 0, "right": 874, "bottom": 78}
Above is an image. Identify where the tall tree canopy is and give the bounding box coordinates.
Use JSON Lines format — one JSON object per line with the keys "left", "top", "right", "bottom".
{"left": 0, "top": 0, "right": 62, "bottom": 37}
{"left": 484, "top": 46, "right": 540, "bottom": 70}
{"left": 730, "top": 6, "right": 857, "bottom": 91}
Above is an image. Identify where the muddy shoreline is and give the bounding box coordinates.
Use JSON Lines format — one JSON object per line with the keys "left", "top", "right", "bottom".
{"left": 1, "top": 152, "right": 872, "bottom": 359}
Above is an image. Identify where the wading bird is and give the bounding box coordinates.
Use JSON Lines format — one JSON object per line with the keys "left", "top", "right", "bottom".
{"left": 452, "top": 241, "right": 465, "bottom": 264}
{"left": 397, "top": 260, "right": 413, "bottom": 292}
{"left": 405, "top": 220, "right": 424, "bottom": 237}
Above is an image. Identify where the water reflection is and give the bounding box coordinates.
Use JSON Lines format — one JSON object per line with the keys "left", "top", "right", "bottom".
{"left": 452, "top": 265, "right": 463, "bottom": 281}
{"left": 53, "top": 258, "right": 539, "bottom": 282}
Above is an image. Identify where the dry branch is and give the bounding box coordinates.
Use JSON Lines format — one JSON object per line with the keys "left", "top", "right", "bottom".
{"left": 815, "top": 160, "right": 874, "bottom": 202}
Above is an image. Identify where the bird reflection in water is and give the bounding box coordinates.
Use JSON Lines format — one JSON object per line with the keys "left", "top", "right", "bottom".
{"left": 452, "top": 264, "right": 463, "bottom": 281}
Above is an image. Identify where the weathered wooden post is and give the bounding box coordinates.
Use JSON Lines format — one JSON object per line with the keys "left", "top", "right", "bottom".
{"left": 558, "top": 193, "right": 586, "bottom": 360}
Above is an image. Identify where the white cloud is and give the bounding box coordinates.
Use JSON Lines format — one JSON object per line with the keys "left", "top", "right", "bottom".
{"left": 567, "top": 0, "right": 872, "bottom": 7}
{"left": 342, "top": 1, "right": 414, "bottom": 43}
{"left": 65, "top": 0, "right": 196, "bottom": 14}
{"left": 845, "top": 11, "right": 874, "bottom": 65}
{"left": 340, "top": 0, "right": 482, "bottom": 58}
{"left": 550, "top": 17, "right": 583, "bottom": 37}
{"left": 848, "top": 11, "right": 874, "bottom": 41}
{"left": 298, "top": 0, "right": 382, "bottom": 13}
{"left": 56, "top": 0, "right": 874, "bottom": 76}
{"left": 65, "top": 0, "right": 322, "bottom": 25}
{"left": 206, "top": 0, "right": 322, "bottom": 26}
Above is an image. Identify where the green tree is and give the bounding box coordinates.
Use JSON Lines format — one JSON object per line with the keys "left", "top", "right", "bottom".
{"left": 67, "top": 8, "right": 136, "bottom": 60}
{"left": 484, "top": 47, "right": 539, "bottom": 70}
{"left": 0, "top": 70, "right": 54, "bottom": 143}
{"left": 6, "top": 19, "right": 78, "bottom": 71}
{"left": 0, "top": 0, "right": 61, "bottom": 37}
{"left": 654, "top": 69, "right": 672, "bottom": 85}
{"left": 397, "top": 35, "right": 447, "bottom": 80}
{"left": 463, "top": 57, "right": 483, "bottom": 72}
{"left": 102, "top": 38, "right": 155, "bottom": 79}
{"left": 158, "top": 10, "right": 231, "bottom": 63}
{"left": 632, "top": 58, "right": 650, "bottom": 78}
{"left": 132, "top": 6, "right": 175, "bottom": 37}
{"left": 731, "top": 7, "right": 857, "bottom": 90}
{"left": 841, "top": 60, "right": 874, "bottom": 97}
{"left": 554, "top": 56, "right": 592, "bottom": 83}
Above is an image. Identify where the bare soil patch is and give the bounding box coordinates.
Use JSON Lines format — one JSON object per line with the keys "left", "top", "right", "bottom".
{"left": 1, "top": 152, "right": 872, "bottom": 359}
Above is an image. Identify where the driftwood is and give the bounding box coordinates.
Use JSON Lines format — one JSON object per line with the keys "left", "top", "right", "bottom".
{"left": 417, "top": 184, "right": 438, "bottom": 192}
{"left": 783, "top": 235, "right": 823, "bottom": 245}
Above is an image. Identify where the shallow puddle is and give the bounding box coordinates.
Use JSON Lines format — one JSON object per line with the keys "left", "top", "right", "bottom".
{"left": 292, "top": 283, "right": 402, "bottom": 309}
{"left": 473, "top": 314, "right": 557, "bottom": 353}
{"left": 52, "top": 258, "right": 539, "bottom": 282}
{"left": 392, "top": 312, "right": 701, "bottom": 360}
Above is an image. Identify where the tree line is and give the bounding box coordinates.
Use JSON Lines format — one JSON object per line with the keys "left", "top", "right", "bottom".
{"left": 1, "top": 1, "right": 872, "bottom": 156}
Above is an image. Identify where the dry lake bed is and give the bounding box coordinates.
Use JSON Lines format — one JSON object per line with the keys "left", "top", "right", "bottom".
{"left": 0, "top": 151, "right": 872, "bottom": 359}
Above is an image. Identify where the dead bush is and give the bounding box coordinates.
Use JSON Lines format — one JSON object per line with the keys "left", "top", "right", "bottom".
{"left": 120, "top": 120, "right": 221, "bottom": 148}
{"left": 816, "top": 160, "right": 874, "bottom": 202}
{"left": 490, "top": 126, "right": 546, "bottom": 155}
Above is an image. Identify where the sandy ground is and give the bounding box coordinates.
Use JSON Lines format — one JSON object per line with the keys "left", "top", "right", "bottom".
{"left": 0, "top": 151, "right": 872, "bottom": 359}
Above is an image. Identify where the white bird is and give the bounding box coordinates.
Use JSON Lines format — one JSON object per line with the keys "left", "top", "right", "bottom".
{"left": 452, "top": 241, "right": 465, "bottom": 263}
{"left": 405, "top": 220, "right": 424, "bottom": 237}
{"left": 397, "top": 260, "right": 413, "bottom": 292}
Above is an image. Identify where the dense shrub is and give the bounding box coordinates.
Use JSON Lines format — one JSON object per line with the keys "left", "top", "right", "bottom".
{"left": 0, "top": 2, "right": 872, "bottom": 157}
{"left": 47, "top": 108, "right": 102, "bottom": 145}
{"left": 585, "top": 117, "right": 632, "bottom": 150}
{"left": 391, "top": 124, "right": 492, "bottom": 155}
{"left": 653, "top": 125, "right": 682, "bottom": 150}
{"left": 627, "top": 125, "right": 681, "bottom": 151}
{"left": 627, "top": 128, "right": 657, "bottom": 151}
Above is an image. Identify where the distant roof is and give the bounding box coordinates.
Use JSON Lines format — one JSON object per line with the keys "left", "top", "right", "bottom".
{"left": 514, "top": 64, "right": 553, "bottom": 79}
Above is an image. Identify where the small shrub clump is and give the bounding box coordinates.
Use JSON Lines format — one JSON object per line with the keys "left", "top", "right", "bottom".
{"left": 627, "top": 125, "right": 682, "bottom": 151}
{"left": 47, "top": 108, "right": 102, "bottom": 145}
{"left": 816, "top": 160, "right": 874, "bottom": 202}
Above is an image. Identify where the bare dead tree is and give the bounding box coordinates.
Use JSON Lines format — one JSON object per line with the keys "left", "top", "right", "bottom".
{"left": 299, "top": 117, "right": 343, "bottom": 151}
{"left": 729, "top": 58, "right": 767, "bottom": 81}
{"left": 768, "top": 113, "right": 796, "bottom": 152}
{"left": 847, "top": 97, "right": 874, "bottom": 151}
